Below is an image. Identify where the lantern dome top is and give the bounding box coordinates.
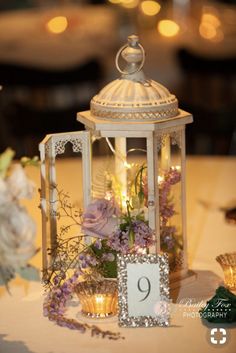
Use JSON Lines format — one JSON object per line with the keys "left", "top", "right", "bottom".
{"left": 90, "top": 35, "right": 178, "bottom": 122}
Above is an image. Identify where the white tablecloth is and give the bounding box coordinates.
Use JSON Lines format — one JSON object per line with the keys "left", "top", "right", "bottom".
{"left": 0, "top": 156, "right": 235, "bottom": 353}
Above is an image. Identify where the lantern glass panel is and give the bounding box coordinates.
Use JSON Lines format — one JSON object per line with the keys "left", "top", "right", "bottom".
{"left": 91, "top": 136, "right": 148, "bottom": 212}
{"left": 158, "top": 132, "right": 184, "bottom": 273}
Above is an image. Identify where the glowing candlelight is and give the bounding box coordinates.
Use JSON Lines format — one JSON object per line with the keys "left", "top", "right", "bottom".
{"left": 121, "top": 191, "right": 128, "bottom": 211}
{"left": 161, "top": 135, "right": 171, "bottom": 171}
{"left": 223, "top": 266, "right": 236, "bottom": 290}
{"left": 115, "top": 137, "right": 127, "bottom": 200}
{"left": 75, "top": 280, "right": 118, "bottom": 318}
{"left": 216, "top": 253, "right": 236, "bottom": 291}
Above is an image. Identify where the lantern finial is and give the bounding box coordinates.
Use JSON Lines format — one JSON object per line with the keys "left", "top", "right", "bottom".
{"left": 115, "top": 35, "right": 146, "bottom": 78}
{"left": 127, "top": 34, "right": 139, "bottom": 46}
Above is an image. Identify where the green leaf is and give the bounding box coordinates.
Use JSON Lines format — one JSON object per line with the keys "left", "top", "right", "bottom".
{"left": 90, "top": 240, "right": 118, "bottom": 278}
{"left": 0, "top": 274, "right": 10, "bottom": 286}
{"left": 0, "top": 148, "right": 15, "bottom": 178}
{"left": 199, "top": 286, "right": 236, "bottom": 323}
{"left": 128, "top": 229, "right": 135, "bottom": 248}
{"left": 138, "top": 191, "right": 144, "bottom": 205}
{"left": 102, "top": 259, "right": 117, "bottom": 278}
{"left": 0, "top": 267, "right": 15, "bottom": 291}
{"left": 17, "top": 265, "right": 40, "bottom": 281}
{"left": 20, "top": 156, "right": 40, "bottom": 168}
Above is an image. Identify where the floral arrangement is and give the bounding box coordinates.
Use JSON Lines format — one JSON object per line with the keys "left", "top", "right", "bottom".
{"left": 0, "top": 148, "right": 39, "bottom": 287}
{"left": 43, "top": 189, "right": 154, "bottom": 289}
{"left": 43, "top": 187, "right": 154, "bottom": 339}
{"left": 43, "top": 164, "right": 181, "bottom": 337}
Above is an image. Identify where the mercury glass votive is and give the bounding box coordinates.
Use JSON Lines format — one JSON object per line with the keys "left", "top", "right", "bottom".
{"left": 75, "top": 279, "right": 118, "bottom": 318}
{"left": 216, "top": 253, "right": 236, "bottom": 290}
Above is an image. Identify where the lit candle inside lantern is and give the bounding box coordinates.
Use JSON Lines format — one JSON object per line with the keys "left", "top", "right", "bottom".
{"left": 161, "top": 135, "right": 171, "bottom": 172}
{"left": 121, "top": 191, "right": 128, "bottom": 211}
{"left": 115, "top": 137, "right": 127, "bottom": 203}
{"left": 158, "top": 175, "right": 164, "bottom": 184}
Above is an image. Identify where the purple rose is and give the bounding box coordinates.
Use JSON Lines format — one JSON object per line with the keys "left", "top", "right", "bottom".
{"left": 82, "top": 199, "right": 120, "bottom": 238}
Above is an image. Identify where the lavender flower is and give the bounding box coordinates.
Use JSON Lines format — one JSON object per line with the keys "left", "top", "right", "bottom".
{"left": 94, "top": 239, "right": 102, "bottom": 250}
{"left": 43, "top": 271, "right": 123, "bottom": 340}
{"left": 132, "top": 220, "right": 154, "bottom": 249}
{"left": 79, "top": 253, "right": 98, "bottom": 268}
{"left": 108, "top": 220, "right": 154, "bottom": 254}
{"left": 165, "top": 168, "right": 181, "bottom": 185}
{"left": 108, "top": 229, "right": 130, "bottom": 254}
{"left": 160, "top": 226, "right": 177, "bottom": 250}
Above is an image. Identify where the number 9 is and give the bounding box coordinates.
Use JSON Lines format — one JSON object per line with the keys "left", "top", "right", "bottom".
{"left": 137, "top": 276, "right": 151, "bottom": 302}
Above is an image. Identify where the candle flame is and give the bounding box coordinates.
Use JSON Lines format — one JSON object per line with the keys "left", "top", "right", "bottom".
{"left": 95, "top": 295, "right": 105, "bottom": 304}
{"left": 124, "top": 161, "right": 131, "bottom": 169}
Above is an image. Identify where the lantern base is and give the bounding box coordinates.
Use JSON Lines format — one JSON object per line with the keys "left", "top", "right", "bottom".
{"left": 170, "top": 269, "right": 197, "bottom": 290}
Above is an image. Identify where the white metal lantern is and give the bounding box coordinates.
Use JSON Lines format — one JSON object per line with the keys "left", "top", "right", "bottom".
{"left": 40, "top": 35, "right": 195, "bottom": 287}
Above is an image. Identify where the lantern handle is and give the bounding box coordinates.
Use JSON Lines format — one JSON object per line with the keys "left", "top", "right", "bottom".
{"left": 115, "top": 35, "right": 145, "bottom": 75}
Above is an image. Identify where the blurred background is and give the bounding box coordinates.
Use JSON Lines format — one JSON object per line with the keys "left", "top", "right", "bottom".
{"left": 0, "top": 0, "right": 235, "bottom": 157}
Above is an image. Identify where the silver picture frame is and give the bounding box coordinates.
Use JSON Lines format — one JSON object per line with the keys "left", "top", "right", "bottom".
{"left": 117, "top": 253, "right": 170, "bottom": 327}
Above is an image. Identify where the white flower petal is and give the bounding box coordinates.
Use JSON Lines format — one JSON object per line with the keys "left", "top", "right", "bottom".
{"left": 7, "top": 164, "right": 35, "bottom": 200}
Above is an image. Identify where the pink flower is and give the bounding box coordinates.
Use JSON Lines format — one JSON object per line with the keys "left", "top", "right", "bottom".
{"left": 82, "top": 199, "right": 120, "bottom": 238}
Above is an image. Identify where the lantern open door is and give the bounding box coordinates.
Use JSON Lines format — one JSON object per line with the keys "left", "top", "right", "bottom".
{"left": 39, "top": 131, "right": 92, "bottom": 278}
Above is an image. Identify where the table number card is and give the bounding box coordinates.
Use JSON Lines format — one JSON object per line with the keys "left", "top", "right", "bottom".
{"left": 117, "top": 253, "right": 170, "bottom": 327}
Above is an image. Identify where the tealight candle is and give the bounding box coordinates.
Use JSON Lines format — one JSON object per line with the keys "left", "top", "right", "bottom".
{"left": 216, "top": 253, "right": 236, "bottom": 291}
{"left": 75, "top": 280, "right": 118, "bottom": 318}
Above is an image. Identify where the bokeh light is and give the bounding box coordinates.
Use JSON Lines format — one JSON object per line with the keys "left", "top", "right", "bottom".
{"left": 157, "top": 20, "right": 180, "bottom": 37}
{"left": 108, "top": 0, "right": 122, "bottom": 4}
{"left": 141, "top": 1, "right": 161, "bottom": 16}
{"left": 202, "top": 13, "right": 221, "bottom": 28}
{"left": 199, "top": 10, "right": 223, "bottom": 42}
{"left": 199, "top": 22, "right": 217, "bottom": 40}
{"left": 46, "top": 16, "right": 68, "bottom": 34}
{"left": 121, "top": 0, "right": 139, "bottom": 9}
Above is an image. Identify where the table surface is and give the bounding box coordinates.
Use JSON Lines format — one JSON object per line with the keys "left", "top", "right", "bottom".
{"left": 0, "top": 156, "right": 236, "bottom": 353}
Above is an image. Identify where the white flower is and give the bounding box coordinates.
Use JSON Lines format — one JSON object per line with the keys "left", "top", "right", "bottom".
{"left": 0, "top": 203, "right": 36, "bottom": 270}
{"left": 0, "top": 178, "right": 12, "bottom": 208}
{"left": 7, "top": 164, "right": 35, "bottom": 200}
